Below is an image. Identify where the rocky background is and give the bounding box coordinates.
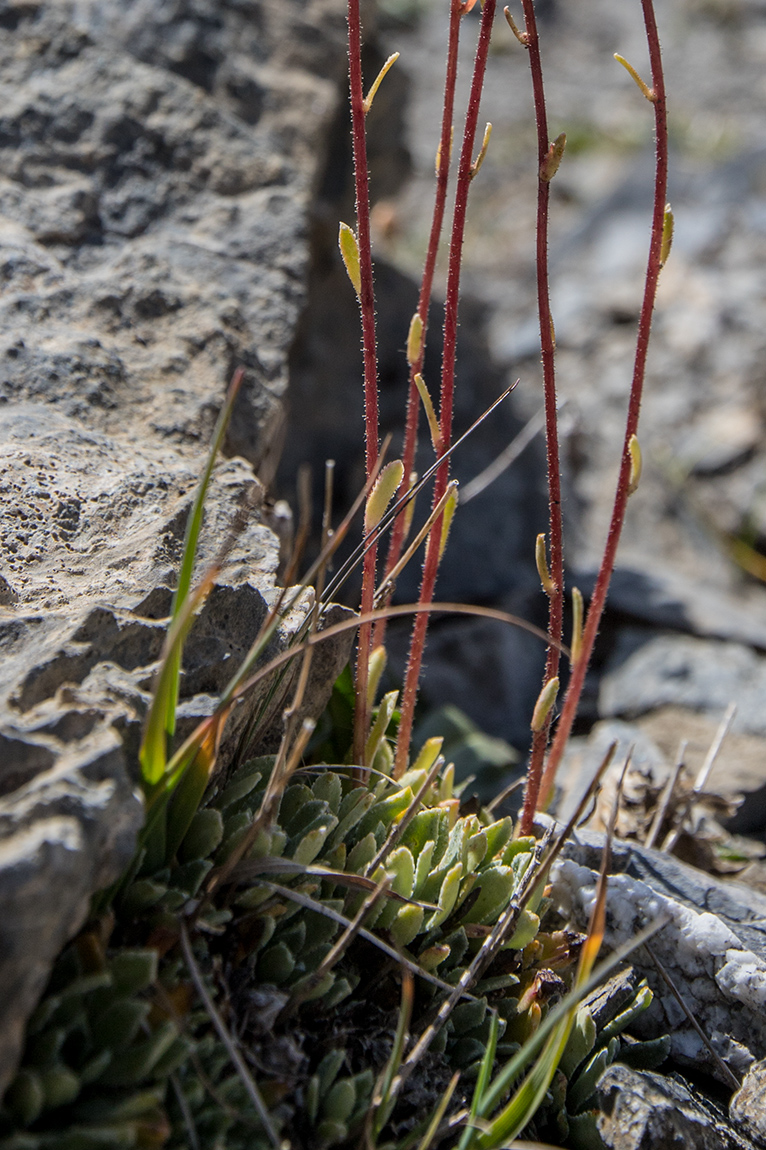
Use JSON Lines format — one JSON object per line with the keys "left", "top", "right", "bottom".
{"left": 350, "top": 0, "right": 766, "bottom": 832}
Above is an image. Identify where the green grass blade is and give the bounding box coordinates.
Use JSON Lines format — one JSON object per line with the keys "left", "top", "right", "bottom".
{"left": 459, "top": 1010, "right": 499, "bottom": 1150}
{"left": 471, "top": 782, "right": 642, "bottom": 1149}
{"left": 165, "top": 368, "right": 244, "bottom": 738}
{"left": 416, "top": 1070, "right": 461, "bottom": 1150}
{"left": 139, "top": 571, "right": 218, "bottom": 789}
{"left": 476, "top": 1009, "right": 574, "bottom": 1148}
{"left": 164, "top": 713, "right": 225, "bottom": 861}
{"left": 372, "top": 971, "right": 414, "bottom": 1141}
{"left": 465, "top": 914, "right": 668, "bottom": 1134}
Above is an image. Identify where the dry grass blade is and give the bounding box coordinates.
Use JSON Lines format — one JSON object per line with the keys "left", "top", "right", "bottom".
{"left": 321, "top": 382, "right": 517, "bottom": 606}
{"left": 578, "top": 751, "right": 629, "bottom": 974}
{"left": 645, "top": 942, "right": 740, "bottom": 1089}
{"left": 644, "top": 739, "right": 685, "bottom": 850}
{"left": 223, "top": 600, "right": 569, "bottom": 717}
{"left": 462, "top": 404, "right": 545, "bottom": 503}
{"left": 229, "top": 855, "right": 438, "bottom": 910}
{"left": 365, "top": 753, "right": 445, "bottom": 875}
{"left": 662, "top": 702, "right": 736, "bottom": 852}
{"left": 253, "top": 879, "right": 470, "bottom": 997}
{"left": 179, "top": 922, "right": 282, "bottom": 1150}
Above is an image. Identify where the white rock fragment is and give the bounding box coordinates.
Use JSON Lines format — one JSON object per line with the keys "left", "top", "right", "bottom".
{"left": 551, "top": 855, "right": 766, "bottom": 1078}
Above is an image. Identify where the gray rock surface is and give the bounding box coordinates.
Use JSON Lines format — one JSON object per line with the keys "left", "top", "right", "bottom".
{"left": 551, "top": 823, "right": 766, "bottom": 1080}
{"left": 599, "top": 630, "right": 766, "bottom": 737}
{"left": 0, "top": 0, "right": 353, "bottom": 1096}
{"left": 730, "top": 1058, "right": 766, "bottom": 1147}
{"left": 577, "top": 564, "right": 766, "bottom": 653}
{"left": 596, "top": 1065, "right": 757, "bottom": 1150}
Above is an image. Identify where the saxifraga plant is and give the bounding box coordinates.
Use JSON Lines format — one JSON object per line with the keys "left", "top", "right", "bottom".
{"left": 0, "top": 0, "right": 672, "bottom": 1147}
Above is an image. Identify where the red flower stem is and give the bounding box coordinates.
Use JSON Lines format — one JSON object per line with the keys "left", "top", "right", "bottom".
{"left": 517, "top": 0, "right": 565, "bottom": 834}
{"left": 348, "top": 0, "right": 381, "bottom": 765}
{"left": 394, "top": 0, "right": 498, "bottom": 777}
{"left": 373, "top": 0, "right": 464, "bottom": 651}
{"left": 537, "top": 0, "right": 668, "bottom": 810}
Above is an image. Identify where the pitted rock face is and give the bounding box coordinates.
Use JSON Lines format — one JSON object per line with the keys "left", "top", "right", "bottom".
{"left": 0, "top": 0, "right": 351, "bottom": 1096}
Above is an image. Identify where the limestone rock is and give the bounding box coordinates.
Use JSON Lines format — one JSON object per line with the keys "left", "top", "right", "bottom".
{"left": 730, "top": 1059, "right": 766, "bottom": 1147}
{"left": 599, "top": 630, "right": 766, "bottom": 738}
{"left": 0, "top": 0, "right": 352, "bottom": 1097}
{"left": 0, "top": 730, "right": 141, "bottom": 1099}
{"left": 551, "top": 823, "right": 766, "bottom": 1081}
{"left": 596, "top": 1065, "right": 758, "bottom": 1150}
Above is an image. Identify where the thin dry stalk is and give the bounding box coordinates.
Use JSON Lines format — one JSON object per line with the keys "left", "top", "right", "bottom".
{"left": 253, "top": 879, "right": 464, "bottom": 997}
{"left": 170, "top": 1074, "right": 200, "bottom": 1150}
{"left": 286, "top": 874, "right": 392, "bottom": 1012}
{"left": 693, "top": 701, "right": 736, "bottom": 792}
{"left": 282, "top": 463, "right": 312, "bottom": 587}
{"left": 179, "top": 923, "right": 281, "bottom": 1150}
{"left": 538, "top": 0, "right": 669, "bottom": 809}
{"left": 662, "top": 702, "right": 736, "bottom": 853}
{"left": 322, "top": 383, "right": 516, "bottom": 609}
{"left": 461, "top": 404, "right": 545, "bottom": 503}
{"left": 644, "top": 739, "right": 686, "bottom": 850}
{"left": 645, "top": 943, "right": 740, "bottom": 1089}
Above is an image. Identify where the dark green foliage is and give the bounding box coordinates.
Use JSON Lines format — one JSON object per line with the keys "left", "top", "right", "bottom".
{"left": 1, "top": 752, "right": 661, "bottom": 1150}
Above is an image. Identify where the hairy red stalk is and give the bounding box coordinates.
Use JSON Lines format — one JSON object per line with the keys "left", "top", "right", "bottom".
{"left": 537, "top": 0, "right": 668, "bottom": 809}
{"left": 395, "top": 0, "right": 498, "bottom": 776}
{"left": 516, "top": 0, "right": 565, "bottom": 834}
{"left": 373, "top": 0, "right": 463, "bottom": 651}
{"left": 348, "top": 0, "right": 381, "bottom": 764}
